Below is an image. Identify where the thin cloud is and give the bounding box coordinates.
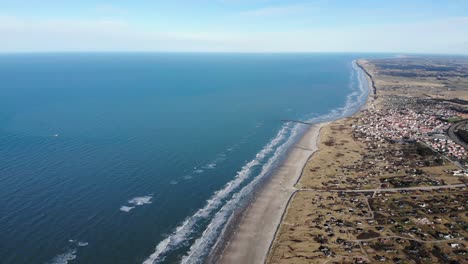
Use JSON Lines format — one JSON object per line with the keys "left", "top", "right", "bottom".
{"left": 0, "top": 15, "right": 467, "bottom": 54}
{"left": 0, "top": 15, "right": 129, "bottom": 32}
{"left": 238, "top": 3, "right": 317, "bottom": 17}
{"left": 93, "top": 4, "right": 128, "bottom": 15}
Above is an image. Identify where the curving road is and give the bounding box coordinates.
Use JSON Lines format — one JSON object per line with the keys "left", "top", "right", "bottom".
{"left": 448, "top": 120, "right": 468, "bottom": 150}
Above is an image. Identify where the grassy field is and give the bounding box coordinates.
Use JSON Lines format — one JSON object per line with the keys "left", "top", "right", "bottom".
{"left": 267, "top": 57, "right": 468, "bottom": 264}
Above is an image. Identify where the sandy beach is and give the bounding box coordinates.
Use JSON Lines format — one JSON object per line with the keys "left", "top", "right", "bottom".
{"left": 216, "top": 123, "right": 325, "bottom": 264}
{"left": 215, "top": 60, "right": 373, "bottom": 264}
{"left": 265, "top": 58, "right": 468, "bottom": 264}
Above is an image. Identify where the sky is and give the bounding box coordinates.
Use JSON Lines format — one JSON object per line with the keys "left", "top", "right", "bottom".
{"left": 1, "top": 0, "right": 468, "bottom": 54}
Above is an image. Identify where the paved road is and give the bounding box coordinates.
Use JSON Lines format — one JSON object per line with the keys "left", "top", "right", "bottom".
{"left": 350, "top": 235, "right": 463, "bottom": 244}
{"left": 448, "top": 120, "right": 468, "bottom": 150}
{"left": 299, "top": 183, "right": 466, "bottom": 193}
{"left": 217, "top": 124, "right": 323, "bottom": 264}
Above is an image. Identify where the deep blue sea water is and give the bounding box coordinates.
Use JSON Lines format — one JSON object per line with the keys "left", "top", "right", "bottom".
{"left": 0, "top": 53, "right": 376, "bottom": 264}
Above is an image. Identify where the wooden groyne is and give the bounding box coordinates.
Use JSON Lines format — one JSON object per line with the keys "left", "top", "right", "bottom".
{"left": 281, "top": 119, "right": 314, "bottom": 126}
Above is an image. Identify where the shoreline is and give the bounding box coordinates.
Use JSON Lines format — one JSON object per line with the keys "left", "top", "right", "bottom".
{"left": 356, "top": 59, "right": 375, "bottom": 111}
{"left": 216, "top": 123, "right": 325, "bottom": 264}
{"left": 355, "top": 60, "right": 377, "bottom": 97}
{"left": 264, "top": 57, "right": 468, "bottom": 264}
{"left": 215, "top": 60, "right": 373, "bottom": 264}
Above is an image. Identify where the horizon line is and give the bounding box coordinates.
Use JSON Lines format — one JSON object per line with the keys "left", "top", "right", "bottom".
{"left": 0, "top": 51, "right": 467, "bottom": 56}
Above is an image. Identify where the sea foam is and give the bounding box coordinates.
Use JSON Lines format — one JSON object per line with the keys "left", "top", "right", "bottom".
{"left": 48, "top": 241, "right": 88, "bottom": 264}
{"left": 142, "top": 125, "right": 291, "bottom": 264}
{"left": 180, "top": 123, "right": 302, "bottom": 264}
{"left": 120, "top": 195, "right": 153, "bottom": 212}
{"left": 142, "top": 61, "right": 369, "bottom": 264}
{"left": 49, "top": 249, "right": 77, "bottom": 264}
{"left": 179, "top": 60, "right": 370, "bottom": 264}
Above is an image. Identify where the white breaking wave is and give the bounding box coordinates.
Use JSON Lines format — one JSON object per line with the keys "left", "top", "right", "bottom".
{"left": 120, "top": 195, "right": 153, "bottom": 212}
{"left": 202, "top": 163, "right": 216, "bottom": 170}
{"left": 307, "top": 61, "right": 369, "bottom": 124}
{"left": 49, "top": 249, "right": 77, "bottom": 264}
{"left": 129, "top": 196, "right": 153, "bottom": 205}
{"left": 192, "top": 147, "right": 231, "bottom": 176}
{"left": 77, "top": 242, "right": 88, "bottom": 247}
{"left": 180, "top": 123, "right": 302, "bottom": 264}
{"left": 179, "top": 60, "right": 370, "bottom": 264}
{"left": 142, "top": 125, "right": 291, "bottom": 264}
{"left": 48, "top": 241, "right": 88, "bottom": 264}
{"left": 344, "top": 61, "right": 369, "bottom": 114}
{"left": 120, "top": 206, "right": 135, "bottom": 212}
{"left": 142, "top": 60, "right": 370, "bottom": 264}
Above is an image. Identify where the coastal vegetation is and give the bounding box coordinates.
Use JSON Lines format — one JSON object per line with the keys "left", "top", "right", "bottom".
{"left": 267, "top": 57, "right": 468, "bottom": 264}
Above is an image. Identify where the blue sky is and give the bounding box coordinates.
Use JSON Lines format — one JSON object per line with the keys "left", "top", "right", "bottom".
{"left": 1, "top": 0, "right": 467, "bottom": 53}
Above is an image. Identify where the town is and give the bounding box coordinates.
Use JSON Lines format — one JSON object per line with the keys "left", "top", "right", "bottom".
{"left": 268, "top": 57, "right": 468, "bottom": 264}
{"left": 354, "top": 95, "right": 467, "bottom": 163}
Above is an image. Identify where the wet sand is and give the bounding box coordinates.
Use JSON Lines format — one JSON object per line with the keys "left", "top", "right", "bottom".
{"left": 216, "top": 60, "right": 372, "bottom": 264}
{"left": 217, "top": 123, "right": 325, "bottom": 264}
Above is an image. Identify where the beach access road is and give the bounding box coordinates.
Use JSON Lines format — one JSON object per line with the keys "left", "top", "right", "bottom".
{"left": 217, "top": 124, "right": 324, "bottom": 264}
{"left": 297, "top": 183, "right": 466, "bottom": 193}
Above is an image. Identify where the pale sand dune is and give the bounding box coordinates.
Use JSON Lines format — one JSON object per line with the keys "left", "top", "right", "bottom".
{"left": 217, "top": 123, "right": 325, "bottom": 264}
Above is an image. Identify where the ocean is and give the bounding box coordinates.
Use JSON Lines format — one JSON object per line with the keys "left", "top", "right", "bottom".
{"left": 0, "top": 53, "right": 374, "bottom": 264}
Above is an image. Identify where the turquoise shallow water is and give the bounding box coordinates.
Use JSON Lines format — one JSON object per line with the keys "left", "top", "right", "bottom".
{"left": 0, "top": 53, "right": 377, "bottom": 264}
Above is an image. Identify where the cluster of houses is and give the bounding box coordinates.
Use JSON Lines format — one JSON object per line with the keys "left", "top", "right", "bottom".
{"left": 307, "top": 190, "right": 466, "bottom": 263}
{"left": 354, "top": 106, "right": 467, "bottom": 160}
{"left": 288, "top": 95, "right": 468, "bottom": 263}
{"left": 422, "top": 136, "right": 467, "bottom": 159}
